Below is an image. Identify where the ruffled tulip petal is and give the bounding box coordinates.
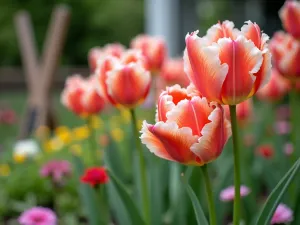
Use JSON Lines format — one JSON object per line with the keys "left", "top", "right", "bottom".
{"left": 191, "top": 104, "right": 231, "bottom": 164}
{"left": 106, "top": 64, "right": 151, "bottom": 108}
{"left": 279, "top": 1, "right": 300, "bottom": 39}
{"left": 205, "top": 20, "right": 236, "bottom": 44}
{"left": 140, "top": 121, "right": 200, "bottom": 165}
{"left": 241, "top": 21, "right": 262, "bottom": 49}
{"left": 166, "top": 96, "right": 212, "bottom": 136}
{"left": 218, "top": 36, "right": 263, "bottom": 104}
{"left": 185, "top": 32, "right": 229, "bottom": 103}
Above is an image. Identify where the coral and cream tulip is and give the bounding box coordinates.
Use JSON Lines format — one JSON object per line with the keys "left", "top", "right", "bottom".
{"left": 256, "top": 68, "right": 290, "bottom": 102}
{"left": 61, "top": 75, "right": 106, "bottom": 116}
{"left": 80, "top": 167, "right": 109, "bottom": 187}
{"left": 184, "top": 20, "right": 271, "bottom": 105}
{"left": 96, "top": 50, "right": 151, "bottom": 108}
{"left": 279, "top": 0, "right": 300, "bottom": 39}
{"left": 131, "top": 34, "right": 167, "bottom": 73}
{"left": 161, "top": 58, "right": 190, "bottom": 87}
{"left": 270, "top": 31, "right": 300, "bottom": 80}
{"left": 141, "top": 85, "right": 231, "bottom": 166}
{"left": 88, "top": 43, "right": 125, "bottom": 73}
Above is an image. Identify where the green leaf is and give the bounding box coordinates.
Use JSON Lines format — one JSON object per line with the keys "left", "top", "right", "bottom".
{"left": 72, "top": 156, "right": 102, "bottom": 225}
{"left": 181, "top": 173, "right": 209, "bottom": 225}
{"left": 107, "top": 170, "right": 146, "bottom": 225}
{"left": 255, "top": 158, "right": 300, "bottom": 225}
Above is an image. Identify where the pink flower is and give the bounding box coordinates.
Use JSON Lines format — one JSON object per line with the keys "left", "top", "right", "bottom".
{"left": 220, "top": 185, "right": 251, "bottom": 202}
{"left": 18, "top": 207, "right": 57, "bottom": 225}
{"left": 271, "top": 204, "right": 293, "bottom": 224}
{"left": 274, "top": 121, "right": 290, "bottom": 135}
{"left": 284, "top": 143, "right": 294, "bottom": 156}
{"left": 40, "top": 160, "right": 72, "bottom": 185}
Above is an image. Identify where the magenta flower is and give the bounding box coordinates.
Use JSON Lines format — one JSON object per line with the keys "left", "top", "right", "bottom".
{"left": 40, "top": 160, "right": 72, "bottom": 185}
{"left": 18, "top": 207, "right": 57, "bottom": 225}
{"left": 220, "top": 185, "right": 251, "bottom": 202}
{"left": 271, "top": 204, "right": 293, "bottom": 224}
{"left": 284, "top": 143, "right": 294, "bottom": 156}
{"left": 274, "top": 121, "right": 290, "bottom": 135}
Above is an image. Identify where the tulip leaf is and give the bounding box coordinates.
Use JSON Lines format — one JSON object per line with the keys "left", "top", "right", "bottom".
{"left": 255, "top": 158, "right": 300, "bottom": 225}
{"left": 107, "top": 170, "right": 146, "bottom": 225}
{"left": 72, "top": 155, "right": 103, "bottom": 225}
{"left": 181, "top": 173, "right": 209, "bottom": 225}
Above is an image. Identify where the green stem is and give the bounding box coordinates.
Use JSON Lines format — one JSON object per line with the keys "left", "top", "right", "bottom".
{"left": 229, "top": 105, "right": 241, "bottom": 225}
{"left": 290, "top": 86, "right": 298, "bottom": 164}
{"left": 201, "top": 164, "right": 216, "bottom": 225}
{"left": 130, "top": 109, "right": 150, "bottom": 225}
{"left": 87, "top": 116, "right": 99, "bottom": 165}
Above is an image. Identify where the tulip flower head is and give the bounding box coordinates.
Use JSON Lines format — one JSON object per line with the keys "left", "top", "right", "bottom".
{"left": 256, "top": 68, "right": 290, "bottom": 102}
{"left": 81, "top": 167, "right": 109, "bottom": 187}
{"left": 61, "top": 74, "right": 106, "bottom": 116}
{"left": 220, "top": 185, "right": 251, "bottom": 202}
{"left": 279, "top": 0, "right": 300, "bottom": 39}
{"left": 184, "top": 20, "right": 271, "bottom": 105}
{"left": 270, "top": 31, "right": 300, "bottom": 80}
{"left": 271, "top": 203, "right": 293, "bottom": 224}
{"left": 161, "top": 58, "right": 190, "bottom": 87}
{"left": 96, "top": 50, "right": 151, "bottom": 108}
{"left": 131, "top": 34, "right": 167, "bottom": 73}
{"left": 18, "top": 207, "right": 57, "bottom": 225}
{"left": 141, "top": 85, "right": 231, "bottom": 166}
{"left": 88, "top": 43, "right": 125, "bottom": 73}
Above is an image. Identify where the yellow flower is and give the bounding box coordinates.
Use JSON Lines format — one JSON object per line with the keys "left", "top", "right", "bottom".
{"left": 55, "top": 126, "right": 72, "bottom": 144}
{"left": 120, "top": 109, "right": 131, "bottom": 124}
{"left": 35, "top": 126, "right": 50, "bottom": 140}
{"left": 89, "top": 115, "right": 104, "bottom": 129}
{"left": 69, "top": 144, "right": 82, "bottom": 156}
{"left": 73, "top": 126, "right": 90, "bottom": 141}
{"left": 44, "top": 137, "right": 64, "bottom": 152}
{"left": 0, "top": 164, "right": 11, "bottom": 176}
{"left": 13, "top": 153, "right": 26, "bottom": 164}
{"left": 110, "top": 128, "right": 124, "bottom": 143}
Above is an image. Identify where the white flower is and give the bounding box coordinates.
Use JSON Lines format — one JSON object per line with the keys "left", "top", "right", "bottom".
{"left": 13, "top": 139, "right": 40, "bottom": 158}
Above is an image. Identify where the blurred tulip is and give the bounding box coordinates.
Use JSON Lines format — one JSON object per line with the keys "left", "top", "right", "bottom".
{"left": 276, "top": 104, "right": 290, "bottom": 120}
{"left": 161, "top": 58, "right": 190, "bottom": 87}
{"left": 13, "top": 139, "right": 40, "bottom": 160}
{"left": 271, "top": 203, "right": 293, "bottom": 224}
{"left": 256, "top": 144, "right": 274, "bottom": 159}
{"left": 225, "top": 99, "right": 253, "bottom": 125}
{"left": 131, "top": 34, "right": 167, "bottom": 73}
{"left": 72, "top": 126, "right": 90, "bottom": 141}
{"left": 81, "top": 167, "right": 109, "bottom": 187}
{"left": 270, "top": 31, "right": 300, "bottom": 80}
{"left": 96, "top": 50, "right": 151, "bottom": 108}
{"left": 220, "top": 185, "right": 250, "bottom": 202}
{"left": 61, "top": 74, "right": 106, "bottom": 116}
{"left": 279, "top": 0, "right": 300, "bottom": 39}
{"left": 256, "top": 69, "right": 290, "bottom": 102}
{"left": 88, "top": 43, "right": 125, "bottom": 73}
{"left": 141, "top": 85, "right": 231, "bottom": 166}
{"left": 184, "top": 20, "right": 271, "bottom": 105}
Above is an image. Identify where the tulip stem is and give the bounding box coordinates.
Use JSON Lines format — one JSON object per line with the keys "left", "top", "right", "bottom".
{"left": 290, "top": 86, "right": 298, "bottom": 163}
{"left": 130, "top": 109, "right": 150, "bottom": 225}
{"left": 201, "top": 164, "right": 216, "bottom": 225}
{"left": 87, "top": 116, "right": 99, "bottom": 165}
{"left": 229, "top": 105, "right": 241, "bottom": 225}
